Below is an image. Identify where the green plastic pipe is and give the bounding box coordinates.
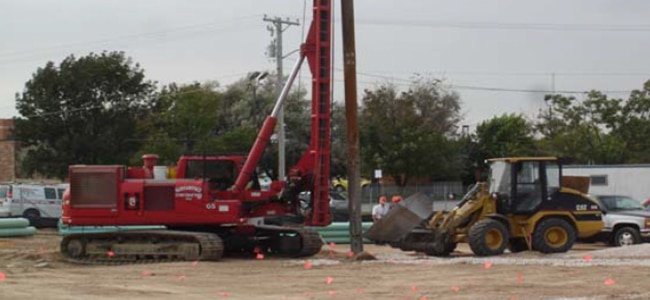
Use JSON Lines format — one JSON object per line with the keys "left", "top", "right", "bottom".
{"left": 0, "top": 218, "right": 30, "bottom": 229}
{"left": 0, "top": 226, "right": 36, "bottom": 237}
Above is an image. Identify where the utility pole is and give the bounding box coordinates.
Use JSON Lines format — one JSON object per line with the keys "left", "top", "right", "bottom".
{"left": 341, "top": 0, "right": 363, "bottom": 254}
{"left": 551, "top": 72, "right": 556, "bottom": 93}
{"left": 264, "top": 15, "right": 299, "bottom": 180}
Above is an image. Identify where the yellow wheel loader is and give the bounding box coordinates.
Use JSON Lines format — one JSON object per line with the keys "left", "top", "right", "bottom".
{"left": 365, "top": 157, "right": 603, "bottom": 256}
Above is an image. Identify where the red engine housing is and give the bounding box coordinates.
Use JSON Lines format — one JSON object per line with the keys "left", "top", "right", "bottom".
{"left": 62, "top": 157, "right": 289, "bottom": 227}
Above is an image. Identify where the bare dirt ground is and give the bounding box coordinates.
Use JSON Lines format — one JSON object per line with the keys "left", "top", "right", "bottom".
{"left": 0, "top": 230, "right": 648, "bottom": 300}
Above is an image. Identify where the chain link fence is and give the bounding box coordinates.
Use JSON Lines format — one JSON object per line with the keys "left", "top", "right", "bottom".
{"left": 344, "top": 181, "right": 467, "bottom": 216}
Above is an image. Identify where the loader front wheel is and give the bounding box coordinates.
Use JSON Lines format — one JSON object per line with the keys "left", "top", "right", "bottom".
{"left": 423, "top": 242, "right": 457, "bottom": 257}
{"left": 469, "top": 219, "right": 509, "bottom": 256}
{"left": 533, "top": 218, "right": 575, "bottom": 253}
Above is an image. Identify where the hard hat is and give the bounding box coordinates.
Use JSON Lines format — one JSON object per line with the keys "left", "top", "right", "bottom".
{"left": 391, "top": 195, "right": 402, "bottom": 203}
{"left": 379, "top": 196, "right": 387, "bottom": 203}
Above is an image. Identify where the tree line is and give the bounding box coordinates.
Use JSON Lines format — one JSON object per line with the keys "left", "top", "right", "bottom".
{"left": 12, "top": 51, "right": 650, "bottom": 186}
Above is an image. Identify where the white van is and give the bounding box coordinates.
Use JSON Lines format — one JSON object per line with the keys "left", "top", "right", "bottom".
{"left": 0, "top": 183, "right": 68, "bottom": 226}
{"left": 0, "top": 185, "right": 11, "bottom": 217}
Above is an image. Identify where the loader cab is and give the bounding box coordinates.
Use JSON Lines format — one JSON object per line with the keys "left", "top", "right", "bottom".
{"left": 488, "top": 158, "right": 562, "bottom": 215}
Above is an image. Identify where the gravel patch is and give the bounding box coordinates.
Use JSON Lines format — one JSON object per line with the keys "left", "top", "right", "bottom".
{"left": 567, "top": 243, "right": 650, "bottom": 259}
{"left": 366, "top": 251, "right": 650, "bottom": 267}
{"left": 287, "top": 244, "right": 650, "bottom": 268}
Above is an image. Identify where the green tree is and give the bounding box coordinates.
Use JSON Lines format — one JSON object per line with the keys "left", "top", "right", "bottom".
{"left": 360, "top": 79, "right": 462, "bottom": 187}
{"left": 139, "top": 73, "right": 311, "bottom": 178}
{"left": 536, "top": 92, "right": 625, "bottom": 164}
{"left": 330, "top": 102, "right": 348, "bottom": 177}
{"left": 135, "top": 82, "right": 229, "bottom": 164}
{"left": 220, "top": 74, "right": 310, "bottom": 177}
{"left": 614, "top": 80, "right": 650, "bottom": 162}
{"left": 14, "top": 51, "right": 155, "bottom": 178}
{"left": 456, "top": 114, "right": 537, "bottom": 184}
{"left": 476, "top": 113, "right": 536, "bottom": 160}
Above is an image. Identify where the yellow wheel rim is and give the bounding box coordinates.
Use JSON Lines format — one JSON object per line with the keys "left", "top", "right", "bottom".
{"left": 485, "top": 228, "right": 504, "bottom": 250}
{"left": 544, "top": 226, "right": 568, "bottom": 247}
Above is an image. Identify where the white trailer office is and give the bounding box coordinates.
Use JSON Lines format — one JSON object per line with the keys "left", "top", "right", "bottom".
{"left": 563, "top": 164, "right": 650, "bottom": 202}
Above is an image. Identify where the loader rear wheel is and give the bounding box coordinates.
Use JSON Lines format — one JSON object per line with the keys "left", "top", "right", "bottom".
{"left": 533, "top": 218, "right": 575, "bottom": 253}
{"left": 469, "top": 219, "right": 509, "bottom": 256}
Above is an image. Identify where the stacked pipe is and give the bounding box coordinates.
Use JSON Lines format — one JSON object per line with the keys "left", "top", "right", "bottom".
{"left": 58, "top": 220, "right": 165, "bottom": 236}
{"left": 0, "top": 218, "right": 37, "bottom": 237}
{"left": 310, "top": 222, "right": 374, "bottom": 244}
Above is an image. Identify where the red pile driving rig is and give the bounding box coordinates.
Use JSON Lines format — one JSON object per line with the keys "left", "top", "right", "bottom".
{"left": 60, "top": 0, "right": 333, "bottom": 264}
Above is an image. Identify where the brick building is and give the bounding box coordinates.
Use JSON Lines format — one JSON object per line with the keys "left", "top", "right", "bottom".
{"left": 0, "top": 119, "right": 17, "bottom": 181}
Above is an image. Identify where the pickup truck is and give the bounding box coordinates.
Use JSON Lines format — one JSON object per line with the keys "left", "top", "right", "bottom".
{"left": 591, "top": 195, "right": 650, "bottom": 247}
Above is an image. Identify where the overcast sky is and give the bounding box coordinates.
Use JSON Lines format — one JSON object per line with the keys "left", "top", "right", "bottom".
{"left": 2, "top": 0, "right": 650, "bottom": 127}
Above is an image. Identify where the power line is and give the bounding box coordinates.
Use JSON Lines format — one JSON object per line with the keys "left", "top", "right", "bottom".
{"left": 327, "top": 69, "right": 636, "bottom": 95}
{"left": 11, "top": 66, "right": 638, "bottom": 120}
{"left": 0, "top": 25, "right": 261, "bottom": 68}
{"left": 447, "top": 84, "right": 631, "bottom": 95}
{"left": 283, "top": 14, "right": 650, "bottom": 32}
{"left": 322, "top": 19, "right": 650, "bottom": 32}
{"left": 350, "top": 69, "right": 650, "bottom": 78}
{"left": 356, "top": 74, "right": 633, "bottom": 95}
{"left": 280, "top": 56, "right": 640, "bottom": 95}
{"left": 0, "top": 14, "right": 263, "bottom": 59}
{"left": 354, "top": 19, "right": 650, "bottom": 32}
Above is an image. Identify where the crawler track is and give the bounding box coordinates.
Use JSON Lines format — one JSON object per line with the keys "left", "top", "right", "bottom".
{"left": 60, "top": 230, "right": 224, "bottom": 265}
{"left": 60, "top": 226, "right": 323, "bottom": 265}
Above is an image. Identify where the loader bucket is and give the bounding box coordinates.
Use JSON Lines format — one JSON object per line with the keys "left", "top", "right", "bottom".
{"left": 363, "top": 193, "right": 434, "bottom": 242}
{"left": 364, "top": 205, "right": 423, "bottom": 242}
{"left": 401, "top": 192, "right": 436, "bottom": 219}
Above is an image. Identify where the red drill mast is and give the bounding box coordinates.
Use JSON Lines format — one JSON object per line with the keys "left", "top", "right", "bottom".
{"left": 59, "top": 0, "right": 333, "bottom": 263}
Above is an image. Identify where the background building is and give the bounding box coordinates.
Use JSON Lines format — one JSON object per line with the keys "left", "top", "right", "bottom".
{"left": 0, "top": 119, "right": 17, "bottom": 181}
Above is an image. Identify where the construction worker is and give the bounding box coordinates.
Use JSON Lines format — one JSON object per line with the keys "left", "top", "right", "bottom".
{"left": 391, "top": 195, "right": 403, "bottom": 205}
{"left": 371, "top": 196, "right": 389, "bottom": 222}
